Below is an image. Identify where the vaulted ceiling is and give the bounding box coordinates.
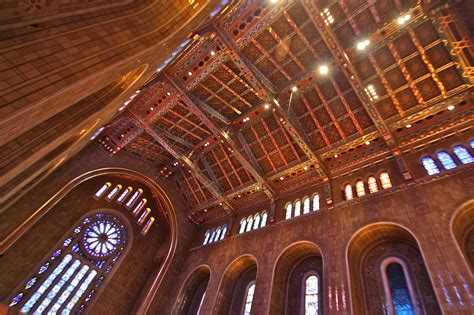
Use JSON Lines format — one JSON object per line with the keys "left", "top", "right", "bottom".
{"left": 97, "top": 0, "right": 473, "bottom": 223}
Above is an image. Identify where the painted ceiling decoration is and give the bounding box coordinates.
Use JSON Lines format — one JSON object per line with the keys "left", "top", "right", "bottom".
{"left": 96, "top": 0, "right": 473, "bottom": 224}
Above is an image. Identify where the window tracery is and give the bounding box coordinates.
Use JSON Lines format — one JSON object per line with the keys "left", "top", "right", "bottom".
{"left": 10, "top": 212, "right": 129, "bottom": 314}
{"left": 304, "top": 274, "right": 319, "bottom": 315}
{"left": 382, "top": 260, "right": 416, "bottom": 315}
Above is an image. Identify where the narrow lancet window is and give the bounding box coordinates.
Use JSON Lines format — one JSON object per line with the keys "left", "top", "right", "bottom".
{"left": 253, "top": 214, "right": 261, "bottom": 230}
{"left": 304, "top": 275, "right": 319, "bottom": 315}
{"left": 312, "top": 194, "right": 320, "bottom": 211}
{"left": 344, "top": 184, "right": 354, "bottom": 201}
{"left": 356, "top": 181, "right": 366, "bottom": 197}
{"left": 385, "top": 263, "right": 415, "bottom": 314}
{"left": 261, "top": 212, "right": 268, "bottom": 227}
{"left": 246, "top": 216, "right": 253, "bottom": 232}
{"left": 303, "top": 197, "right": 310, "bottom": 214}
{"left": 453, "top": 145, "right": 473, "bottom": 164}
{"left": 239, "top": 219, "right": 246, "bottom": 234}
{"left": 294, "top": 200, "right": 301, "bottom": 217}
{"left": 437, "top": 151, "right": 457, "bottom": 170}
{"left": 106, "top": 184, "right": 122, "bottom": 200}
{"left": 94, "top": 182, "right": 111, "bottom": 198}
{"left": 421, "top": 157, "right": 440, "bottom": 175}
{"left": 379, "top": 172, "right": 392, "bottom": 189}
{"left": 285, "top": 203, "right": 292, "bottom": 219}
{"left": 367, "top": 176, "right": 379, "bottom": 193}
{"left": 243, "top": 282, "right": 255, "bottom": 315}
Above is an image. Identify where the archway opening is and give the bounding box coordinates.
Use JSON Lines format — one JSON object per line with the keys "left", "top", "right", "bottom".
{"left": 173, "top": 265, "right": 210, "bottom": 314}
{"left": 214, "top": 255, "right": 257, "bottom": 315}
{"left": 346, "top": 223, "right": 441, "bottom": 314}
{"left": 451, "top": 200, "right": 474, "bottom": 273}
{"left": 269, "top": 241, "right": 323, "bottom": 314}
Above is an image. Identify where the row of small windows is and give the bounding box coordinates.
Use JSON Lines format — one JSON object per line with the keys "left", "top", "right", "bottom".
{"left": 344, "top": 172, "right": 392, "bottom": 201}
{"left": 239, "top": 211, "right": 268, "bottom": 234}
{"left": 285, "top": 193, "right": 320, "bottom": 220}
{"left": 421, "top": 144, "right": 473, "bottom": 176}
{"left": 94, "top": 183, "right": 155, "bottom": 235}
{"left": 203, "top": 225, "right": 228, "bottom": 245}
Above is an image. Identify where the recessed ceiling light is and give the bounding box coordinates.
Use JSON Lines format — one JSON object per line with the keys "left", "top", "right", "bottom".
{"left": 291, "top": 86, "right": 298, "bottom": 92}
{"left": 405, "top": 124, "right": 412, "bottom": 128}
{"left": 264, "top": 104, "right": 270, "bottom": 109}
{"left": 365, "top": 141, "right": 370, "bottom": 145}
{"left": 210, "top": 50, "right": 216, "bottom": 56}
{"left": 150, "top": 107, "right": 154, "bottom": 111}
{"left": 280, "top": 176, "right": 284, "bottom": 181}
{"left": 448, "top": 105, "right": 455, "bottom": 110}
{"left": 334, "top": 154, "right": 338, "bottom": 158}
{"left": 319, "top": 64, "right": 329, "bottom": 75}
{"left": 356, "top": 39, "right": 370, "bottom": 50}
{"left": 188, "top": 71, "right": 193, "bottom": 76}
{"left": 303, "top": 166, "right": 308, "bottom": 171}
{"left": 166, "top": 91, "right": 171, "bottom": 96}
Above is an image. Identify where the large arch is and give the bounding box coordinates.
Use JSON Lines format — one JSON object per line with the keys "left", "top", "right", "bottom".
{"left": 213, "top": 255, "right": 258, "bottom": 315}
{"left": 0, "top": 168, "right": 177, "bottom": 314}
{"left": 450, "top": 200, "right": 474, "bottom": 274}
{"left": 269, "top": 241, "right": 324, "bottom": 314}
{"left": 346, "top": 222, "right": 441, "bottom": 315}
{"left": 173, "top": 265, "right": 211, "bottom": 315}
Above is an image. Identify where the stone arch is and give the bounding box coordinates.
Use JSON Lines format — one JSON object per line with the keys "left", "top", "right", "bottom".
{"left": 0, "top": 167, "right": 177, "bottom": 314}
{"left": 346, "top": 222, "right": 441, "bottom": 315}
{"left": 269, "top": 241, "right": 323, "bottom": 314}
{"left": 450, "top": 200, "right": 474, "bottom": 274}
{"left": 213, "top": 254, "right": 258, "bottom": 315}
{"left": 173, "top": 265, "right": 211, "bottom": 315}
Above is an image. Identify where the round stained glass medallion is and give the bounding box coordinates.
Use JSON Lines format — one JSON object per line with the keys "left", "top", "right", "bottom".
{"left": 82, "top": 220, "right": 121, "bottom": 259}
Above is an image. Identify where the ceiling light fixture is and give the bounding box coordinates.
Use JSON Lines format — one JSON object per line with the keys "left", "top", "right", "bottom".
{"left": 448, "top": 105, "right": 455, "bottom": 111}
{"left": 319, "top": 64, "right": 329, "bottom": 75}
{"left": 188, "top": 71, "right": 193, "bottom": 76}
{"left": 264, "top": 104, "right": 270, "bottom": 109}
{"left": 210, "top": 50, "right": 216, "bottom": 56}
{"left": 291, "top": 86, "right": 298, "bottom": 93}
{"left": 356, "top": 39, "right": 370, "bottom": 50}
{"left": 365, "top": 141, "right": 370, "bottom": 145}
{"left": 280, "top": 176, "right": 284, "bottom": 181}
{"left": 405, "top": 124, "right": 412, "bottom": 128}
{"left": 397, "top": 14, "right": 411, "bottom": 25}
{"left": 334, "top": 154, "right": 338, "bottom": 158}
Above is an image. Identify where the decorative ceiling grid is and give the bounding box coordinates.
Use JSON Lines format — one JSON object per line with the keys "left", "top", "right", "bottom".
{"left": 99, "top": 0, "right": 472, "bottom": 223}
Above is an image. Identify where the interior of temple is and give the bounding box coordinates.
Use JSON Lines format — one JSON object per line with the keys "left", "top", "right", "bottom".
{"left": 0, "top": 0, "right": 473, "bottom": 314}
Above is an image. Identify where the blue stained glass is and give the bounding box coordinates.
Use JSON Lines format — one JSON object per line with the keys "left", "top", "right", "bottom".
{"left": 470, "top": 140, "right": 474, "bottom": 149}
{"left": 38, "top": 262, "right": 50, "bottom": 274}
{"left": 25, "top": 277, "right": 37, "bottom": 289}
{"left": 71, "top": 243, "right": 80, "bottom": 253}
{"left": 51, "top": 249, "right": 62, "bottom": 259}
{"left": 421, "top": 157, "right": 440, "bottom": 175}
{"left": 74, "top": 226, "right": 82, "bottom": 234}
{"left": 386, "top": 263, "right": 415, "bottom": 315}
{"left": 437, "top": 151, "right": 457, "bottom": 170}
{"left": 453, "top": 145, "right": 473, "bottom": 164}
{"left": 10, "top": 292, "right": 23, "bottom": 306}
{"left": 63, "top": 237, "right": 73, "bottom": 247}
{"left": 95, "top": 261, "right": 105, "bottom": 268}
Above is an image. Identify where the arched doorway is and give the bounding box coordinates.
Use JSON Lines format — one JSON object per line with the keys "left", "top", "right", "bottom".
{"left": 269, "top": 241, "right": 323, "bottom": 314}
{"left": 346, "top": 222, "right": 441, "bottom": 314}
{"left": 214, "top": 255, "right": 258, "bottom": 315}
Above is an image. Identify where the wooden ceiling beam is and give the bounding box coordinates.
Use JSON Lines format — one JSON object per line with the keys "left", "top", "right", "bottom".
{"left": 261, "top": 118, "right": 289, "bottom": 167}
{"left": 250, "top": 38, "right": 292, "bottom": 81}
{"left": 213, "top": 22, "right": 330, "bottom": 180}
{"left": 299, "top": 95, "right": 331, "bottom": 147}
{"left": 250, "top": 124, "right": 277, "bottom": 172}
{"left": 209, "top": 73, "right": 253, "bottom": 108}
{"left": 163, "top": 72, "right": 276, "bottom": 198}
{"left": 129, "top": 112, "right": 233, "bottom": 214}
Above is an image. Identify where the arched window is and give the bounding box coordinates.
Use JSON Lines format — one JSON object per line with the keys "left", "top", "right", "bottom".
{"left": 470, "top": 140, "right": 474, "bottom": 149}
{"left": 132, "top": 198, "right": 147, "bottom": 216}
{"left": 10, "top": 212, "right": 129, "bottom": 313}
{"left": 379, "top": 172, "right": 392, "bottom": 189}
{"left": 367, "top": 176, "right": 379, "bottom": 193}
{"left": 141, "top": 217, "right": 155, "bottom": 236}
{"left": 453, "top": 145, "right": 473, "bottom": 164}
{"left": 214, "top": 227, "right": 222, "bottom": 242}
{"left": 436, "top": 151, "right": 457, "bottom": 170}
{"left": 125, "top": 188, "right": 143, "bottom": 209}
{"left": 94, "top": 182, "right": 111, "bottom": 198}
{"left": 246, "top": 216, "right": 253, "bottom": 232}
{"left": 243, "top": 281, "right": 256, "bottom": 315}
{"left": 209, "top": 229, "right": 216, "bottom": 243}
{"left": 285, "top": 203, "right": 293, "bottom": 219}
{"left": 303, "top": 197, "right": 310, "bottom": 214}
{"left": 137, "top": 208, "right": 151, "bottom": 225}
{"left": 344, "top": 184, "right": 354, "bottom": 201}
{"left": 294, "top": 200, "right": 301, "bottom": 217}
{"left": 421, "top": 157, "right": 440, "bottom": 175}
{"left": 220, "top": 225, "right": 227, "bottom": 240}
{"left": 106, "top": 184, "right": 122, "bottom": 200}
{"left": 312, "top": 194, "right": 320, "bottom": 211}
{"left": 356, "top": 181, "right": 366, "bottom": 197}
{"left": 253, "top": 214, "right": 261, "bottom": 230}
{"left": 304, "top": 274, "right": 319, "bottom": 315}
{"left": 261, "top": 212, "right": 268, "bottom": 227}
{"left": 239, "top": 219, "right": 247, "bottom": 234}
{"left": 203, "top": 231, "right": 210, "bottom": 245}
{"left": 117, "top": 187, "right": 132, "bottom": 203}
{"left": 382, "top": 261, "right": 416, "bottom": 314}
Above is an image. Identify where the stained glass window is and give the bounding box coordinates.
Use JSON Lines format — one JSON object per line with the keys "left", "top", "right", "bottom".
{"left": 367, "top": 176, "right": 379, "bottom": 193}
{"left": 125, "top": 188, "right": 143, "bottom": 208}
{"left": 386, "top": 263, "right": 415, "bottom": 315}
{"left": 209, "top": 229, "right": 216, "bottom": 242}
{"left": 246, "top": 216, "right": 254, "bottom": 232}
{"left": 470, "top": 140, "right": 474, "bottom": 149}
{"left": 303, "top": 197, "right": 310, "bottom": 214}
{"left": 437, "top": 151, "right": 457, "bottom": 170}
{"left": 294, "top": 200, "right": 301, "bottom": 217}
{"left": 132, "top": 198, "right": 147, "bottom": 216}
{"left": 261, "top": 212, "right": 268, "bottom": 227}
{"left": 117, "top": 187, "right": 132, "bottom": 203}
{"left": 12, "top": 212, "right": 128, "bottom": 314}
{"left": 304, "top": 275, "right": 319, "bottom": 315}
{"left": 137, "top": 208, "right": 151, "bottom": 225}
{"left": 239, "top": 219, "right": 246, "bottom": 234}
{"left": 379, "top": 172, "right": 392, "bottom": 189}
{"left": 421, "top": 157, "right": 440, "bottom": 175}
{"left": 312, "top": 194, "right": 320, "bottom": 211}
{"left": 285, "top": 203, "right": 292, "bottom": 219}
{"left": 214, "top": 228, "right": 222, "bottom": 242}
{"left": 344, "top": 184, "right": 354, "bottom": 201}
{"left": 106, "top": 184, "right": 122, "bottom": 200}
{"left": 141, "top": 217, "right": 155, "bottom": 236}
{"left": 253, "top": 214, "right": 261, "bottom": 230}
{"left": 453, "top": 145, "right": 473, "bottom": 164}
{"left": 356, "top": 181, "right": 366, "bottom": 197}
{"left": 220, "top": 225, "right": 227, "bottom": 240}
{"left": 243, "top": 282, "right": 255, "bottom": 315}
{"left": 203, "top": 231, "right": 210, "bottom": 245}
{"left": 94, "top": 182, "right": 111, "bottom": 198}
